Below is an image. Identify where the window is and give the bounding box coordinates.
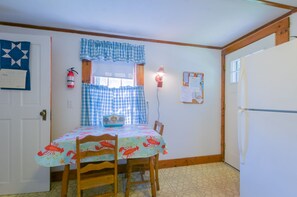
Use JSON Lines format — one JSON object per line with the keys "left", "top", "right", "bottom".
{"left": 93, "top": 77, "right": 134, "bottom": 88}
{"left": 92, "top": 60, "right": 135, "bottom": 88}
{"left": 230, "top": 59, "right": 241, "bottom": 83}
{"left": 80, "top": 39, "right": 146, "bottom": 126}
{"left": 81, "top": 61, "right": 146, "bottom": 126}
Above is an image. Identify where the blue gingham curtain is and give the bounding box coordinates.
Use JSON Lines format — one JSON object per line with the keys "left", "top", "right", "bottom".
{"left": 81, "top": 83, "right": 147, "bottom": 126}
{"left": 80, "top": 38, "right": 145, "bottom": 64}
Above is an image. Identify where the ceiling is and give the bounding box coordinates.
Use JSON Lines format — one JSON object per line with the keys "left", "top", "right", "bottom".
{"left": 0, "top": 0, "right": 296, "bottom": 48}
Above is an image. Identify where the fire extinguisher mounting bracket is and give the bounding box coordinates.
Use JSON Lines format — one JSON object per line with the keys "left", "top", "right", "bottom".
{"left": 67, "top": 67, "right": 78, "bottom": 74}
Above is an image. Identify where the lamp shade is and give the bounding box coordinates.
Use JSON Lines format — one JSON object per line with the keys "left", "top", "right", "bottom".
{"left": 157, "top": 67, "right": 165, "bottom": 76}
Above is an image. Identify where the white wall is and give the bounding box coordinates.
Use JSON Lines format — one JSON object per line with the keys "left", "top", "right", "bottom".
{"left": 0, "top": 25, "right": 221, "bottom": 161}
{"left": 145, "top": 43, "right": 221, "bottom": 159}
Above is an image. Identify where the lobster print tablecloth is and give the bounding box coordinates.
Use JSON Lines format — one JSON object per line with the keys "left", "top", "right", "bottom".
{"left": 35, "top": 125, "right": 167, "bottom": 167}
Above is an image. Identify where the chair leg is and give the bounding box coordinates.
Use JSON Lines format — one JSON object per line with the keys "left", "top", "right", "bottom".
{"left": 115, "top": 172, "right": 118, "bottom": 196}
{"left": 155, "top": 160, "right": 160, "bottom": 191}
{"left": 149, "top": 157, "right": 156, "bottom": 197}
{"left": 77, "top": 188, "right": 81, "bottom": 197}
{"left": 140, "top": 169, "right": 145, "bottom": 181}
{"left": 77, "top": 183, "right": 81, "bottom": 197}
{"left": 125, "top": 162, "right": 132, "bottom": 197}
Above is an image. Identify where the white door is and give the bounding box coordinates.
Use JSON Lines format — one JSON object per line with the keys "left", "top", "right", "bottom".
{"left": 225, "top": 34, "right": 275, "bottom": 169}
{"left": 0, "top": 33, "right": 51, "bottom": 195}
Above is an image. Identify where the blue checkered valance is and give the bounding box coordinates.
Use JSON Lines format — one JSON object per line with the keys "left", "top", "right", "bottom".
{"left": 81, "top": 83, "right": 147, "bottom": 126}
{"left": 80, "top": 38, "right": 145, "bottom": 64}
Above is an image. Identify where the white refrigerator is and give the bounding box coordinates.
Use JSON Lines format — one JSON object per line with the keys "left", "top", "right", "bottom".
{"left": 238, "top": 39, "right": 297, "bottom": 197}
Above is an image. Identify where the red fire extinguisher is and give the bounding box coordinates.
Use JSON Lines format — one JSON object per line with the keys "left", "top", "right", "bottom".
{"left": 67, "top": 67, "right": 78, "bottom": 88}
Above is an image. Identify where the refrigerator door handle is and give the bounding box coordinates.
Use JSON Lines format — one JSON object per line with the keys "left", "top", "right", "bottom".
{"left": 238, "top": 109, "right": 249, "bottom": 164}
{"left": 238, "top": 61, "right": 247, "bottom": 109}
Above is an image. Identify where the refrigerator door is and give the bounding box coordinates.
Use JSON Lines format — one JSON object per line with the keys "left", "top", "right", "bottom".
{"left": 240, "top": 110, "right": 297, "bottom": 197}
{"left": 238, "top": 39, "right": 297, "bottom": 111}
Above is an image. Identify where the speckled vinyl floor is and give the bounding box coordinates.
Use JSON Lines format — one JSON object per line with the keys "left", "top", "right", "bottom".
{"left": 1, "top": 162, "right": 239, "bottom": 197}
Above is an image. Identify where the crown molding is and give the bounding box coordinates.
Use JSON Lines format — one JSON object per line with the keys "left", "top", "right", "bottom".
{"left": 250, "top": 0, "right": 297, "bottom": 10}
{"left": 0, "top": 21, "right": 222, "bottom": 50}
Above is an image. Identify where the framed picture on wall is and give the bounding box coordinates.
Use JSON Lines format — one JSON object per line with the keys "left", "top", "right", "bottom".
{"left": 180, "top": 71, "right": 204, "bottom": 104}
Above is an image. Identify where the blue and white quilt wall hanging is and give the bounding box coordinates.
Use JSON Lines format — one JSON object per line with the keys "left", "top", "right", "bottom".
{"left": 0, "top": 39, "right": 31, "bottom": 90}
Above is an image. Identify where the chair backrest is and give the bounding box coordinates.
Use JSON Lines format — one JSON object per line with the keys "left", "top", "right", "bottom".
{"left": 76, "top": 134, "right": 118, "bottom": 172}
{"left": 76, "top": 134, "right": 118, "bottom": 194}
{"left": 153, "top": 121, "right": 164, "bottom": 136}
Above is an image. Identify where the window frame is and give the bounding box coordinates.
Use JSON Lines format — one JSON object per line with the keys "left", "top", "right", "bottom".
{"left": 82, "top": 60, "right": 144, "bottom": 86}
{"left": 229, "top": 59, "right": 240, "bottom": 84}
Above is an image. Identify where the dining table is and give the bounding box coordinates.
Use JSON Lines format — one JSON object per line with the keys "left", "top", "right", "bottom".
{"left": 35, "top": 124, "right": 167, "bottom": 196}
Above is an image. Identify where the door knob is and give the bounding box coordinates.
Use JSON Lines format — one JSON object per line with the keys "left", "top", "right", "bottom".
{"left": 40, "top": 109, "right": 47, "bottom": 121}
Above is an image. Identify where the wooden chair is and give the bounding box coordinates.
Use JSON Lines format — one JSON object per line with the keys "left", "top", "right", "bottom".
{"left": 76, "top": 134, "right": 118, "bottom": 197}
{"left": 125, "top": 121, "right": 164, "bottom": 197}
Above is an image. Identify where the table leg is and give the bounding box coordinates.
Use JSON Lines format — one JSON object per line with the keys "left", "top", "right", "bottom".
{"left": 149, "top": 157, "right": 156, "bottom": 197}
{"left": 61, "top": 164, "right": 70, "bottom": 197}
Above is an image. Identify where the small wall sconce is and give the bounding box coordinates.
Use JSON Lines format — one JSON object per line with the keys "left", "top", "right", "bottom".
{"left": 155, "top": 66, "right": 165, "bottom": 88}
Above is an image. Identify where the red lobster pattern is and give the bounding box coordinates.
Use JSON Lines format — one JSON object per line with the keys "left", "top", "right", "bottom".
{"left": 143, "top": 136, "right": 160, "bottom": 147}
{"left": 66, "top": 150, "right": 77, "bottom": 160}
{"left": 95, "top": 141, "right": 115, "bottom": 150}
{"left": 37, "top": 143, "right": 64, "bottom": 156}
{"left": 119, "top": 146, "right": 139, "bottom": 158}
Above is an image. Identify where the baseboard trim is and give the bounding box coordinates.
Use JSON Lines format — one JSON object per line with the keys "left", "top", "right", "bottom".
{"left": 50, "top": 154, "right": 222, "bottom": 182}
{"left": 158, "top": 154, "right": 222, "bottom": 168}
